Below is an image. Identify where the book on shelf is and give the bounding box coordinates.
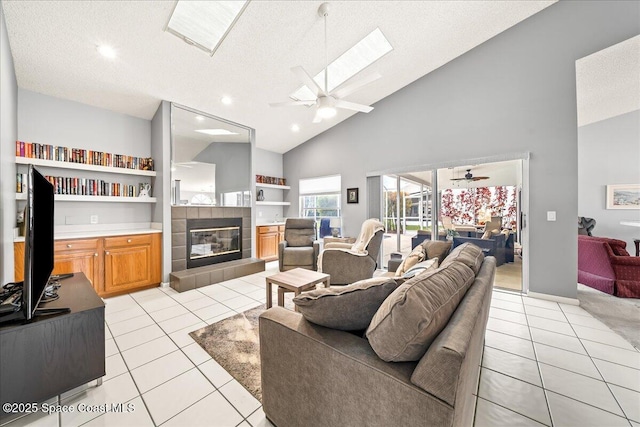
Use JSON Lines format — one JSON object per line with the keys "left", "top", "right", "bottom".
{"left": 15, "top": 140, "right": 154, "bottom": 171}
{"left": 16, "top": 173, "right": 142, "bottom": 198}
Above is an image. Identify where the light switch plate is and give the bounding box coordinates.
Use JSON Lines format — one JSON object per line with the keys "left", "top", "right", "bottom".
{"left": 90, "top": 215, "right": 98, "bottom": 224}
{"left": 547, "top": 211, "right": 556, "bottom": 221}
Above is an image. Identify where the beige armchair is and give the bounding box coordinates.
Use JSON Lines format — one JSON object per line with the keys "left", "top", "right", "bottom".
{"left": 278, "top": 218, "right": 320, "bottom": 271}
{"left": 319, "top": 219, "right": 385, "bottom": 285}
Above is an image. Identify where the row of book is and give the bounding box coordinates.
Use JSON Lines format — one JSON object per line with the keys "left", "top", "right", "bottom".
{"left": 16, "top": 173, "right": 144, "bottom": 197}
{"left": 15, "top": 141, "right": 154, "bottom": 171}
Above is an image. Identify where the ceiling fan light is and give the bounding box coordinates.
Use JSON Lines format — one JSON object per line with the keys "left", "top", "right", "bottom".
{"left": 317, "top": 106, "right": 337, "bottom": 119}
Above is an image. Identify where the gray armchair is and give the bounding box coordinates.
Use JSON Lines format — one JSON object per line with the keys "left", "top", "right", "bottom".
{"left": 278, "top": 218, "right": 320, "bottom": 272}
{"left": 320, "top": 228, "right": 384, "bottom": 285}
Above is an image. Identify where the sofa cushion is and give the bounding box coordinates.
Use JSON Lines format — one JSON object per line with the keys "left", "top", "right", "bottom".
{"left": 286, "top": 228, "right": 315, "bottom": 247}
{"left": 293, "top": 277, "right": 400, "bottom": 330}
{"left": 420, "top": 240, "right": 453, "bottom": 264}
{"left": 282, "top": 246, "right": 315, "bottom": 266}
{"left": 395, "top": 245, "right": 426, "bottom": 276}
{"left": 402, "top": 258, "right": 439, "bottom": 279}
{"left": 366, "top": 261, "right": 476, "bottom": 362}
{"left": 440, "top": 242, "right": 484, "bottom": 275}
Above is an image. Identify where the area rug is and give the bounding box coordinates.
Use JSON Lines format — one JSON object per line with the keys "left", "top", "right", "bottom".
{"left": 577, "top": 284, "right": 640, "bottom": 349}
{"left": 190, "top": 305, "right": 265, "bottom": 402}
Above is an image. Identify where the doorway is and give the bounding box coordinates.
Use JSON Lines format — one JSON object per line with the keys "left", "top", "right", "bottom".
{"left": 376, "top": 157, "right": 525, "bottom": 293}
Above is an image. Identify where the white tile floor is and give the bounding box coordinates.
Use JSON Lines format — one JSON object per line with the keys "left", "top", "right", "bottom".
{"left": 4, "top": 263, "right": 639, "bottom": 427}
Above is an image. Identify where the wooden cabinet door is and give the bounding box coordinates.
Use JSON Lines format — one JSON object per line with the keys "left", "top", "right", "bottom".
{"left": 258, "top": 232, "right": 278, "bottom": 261}
{"left": 53, "top": 249, "right": 101, "bottom": 292}
{"left": 104, "top": 243, "right": 152, "bottom": 294}
{"left": 14, "top": 242, "right": 24, "bottom": 283}
{"left": 53, "top": 239, "right": 102, "bottom": 293}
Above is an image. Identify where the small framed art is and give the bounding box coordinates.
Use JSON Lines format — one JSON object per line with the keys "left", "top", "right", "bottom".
{"left": 347, "top": 188, "right": 359, "bottom": 204}
{"left": 606, "top": 184, "right": 640, "bottom": 209}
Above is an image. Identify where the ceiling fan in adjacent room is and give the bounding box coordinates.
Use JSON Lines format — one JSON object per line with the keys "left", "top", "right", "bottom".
{"left": 269, "top": 2, "right": 381, "bottom": 123}
{"left": 450, "top": 169, "right": 490, "bottom": 182}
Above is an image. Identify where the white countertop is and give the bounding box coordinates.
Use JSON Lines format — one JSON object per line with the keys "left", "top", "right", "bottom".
{"left": 256, "top": 222, "right": 286, "bottom": 226}
{"left": 14, "top": 224, "right": 161, "bottom": 242}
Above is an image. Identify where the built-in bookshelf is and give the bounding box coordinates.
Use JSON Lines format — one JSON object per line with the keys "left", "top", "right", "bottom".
{"left": 16, "top": 141, "right": 154, "bottom": 172}
{"left": 15, "top": 193, "right": 156, "bottom": 203}
{"left": 15, "top": 141, "right": 156, "bottom": 204}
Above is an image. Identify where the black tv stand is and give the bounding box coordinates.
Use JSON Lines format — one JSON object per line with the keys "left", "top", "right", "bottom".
{"left": 0, "top": 273, "right": 104, "bottom": 423}
{"left": 34, "top": 307, "right": 71, "bottom": 316}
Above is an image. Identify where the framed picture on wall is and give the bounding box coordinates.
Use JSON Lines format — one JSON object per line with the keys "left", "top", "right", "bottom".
{"left": 606, "top": 184, "right": 640, "bottom": 209}
{"left": 347, "top": 188, "right": 359, "bottom": 204}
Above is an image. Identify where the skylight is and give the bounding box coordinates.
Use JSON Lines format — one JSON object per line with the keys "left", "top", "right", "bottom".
{"left": 166, "top": 1, "right": 248, "bottom": 56}
{"left": 291, "top": 28, "right": 392, "bottom": 100}
{"left": 195, "top": 129, "right": 239, "bottom": 136}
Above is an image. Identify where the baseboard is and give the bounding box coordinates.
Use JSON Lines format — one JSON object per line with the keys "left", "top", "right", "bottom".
{"left": 527, "top": 291, "right": 579, "bottom": 306}
{"left": 160, "top": 282, "right": 170, "bottom": 288}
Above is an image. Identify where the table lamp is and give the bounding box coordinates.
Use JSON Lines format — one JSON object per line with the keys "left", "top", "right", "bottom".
{"left": 330, "top": 218, "right": 341, "bottom": 237}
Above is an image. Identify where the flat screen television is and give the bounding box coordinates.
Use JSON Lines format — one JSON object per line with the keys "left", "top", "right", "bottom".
{"left": 22, "top": 165, "right": 55, "bottom": 320}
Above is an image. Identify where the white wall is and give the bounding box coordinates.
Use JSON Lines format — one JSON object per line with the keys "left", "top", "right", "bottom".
{"left": 578, "top": 110, "right": 640, "bottom": 250}
{"left": 253, "top": 147, "right": 284, "bottom": 223}
{"left": 17, "top": 89, "right": 153, "bottom": 226}
{"left": 283, "top": 1, "right": 640, "bottom": 299}
{"left": 151, "top": 101, "right": 171, "bottom": 283}
{"left": 0, "top": 7, "right": 17, "bottom": 285}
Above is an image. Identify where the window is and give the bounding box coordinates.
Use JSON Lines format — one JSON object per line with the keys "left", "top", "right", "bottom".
{"left": 299, "top": 175, "right": 341, "bottom": 237}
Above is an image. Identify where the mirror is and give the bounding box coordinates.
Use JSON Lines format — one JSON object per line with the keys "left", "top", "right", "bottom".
{"left": 170, "top": 104, "right": 252, "bottom": 206}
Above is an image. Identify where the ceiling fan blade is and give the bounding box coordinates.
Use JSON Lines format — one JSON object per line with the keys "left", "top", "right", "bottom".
{"left": 312, "top": 110, "right": 323, "bottom": 123}
{"left": 332, "top": 73, "right": 382, "bottom": 99}
{"left": 269, "top": 100, "right": 316, "bottom": 108}
{"left": 471, "top": 176, "right": 490, "bottom": 181}
{"left": 291, "top": 66, "right": 326, "bottom": 97}
{"left": 334, "top": 99, "right": 374, "bottom": 113}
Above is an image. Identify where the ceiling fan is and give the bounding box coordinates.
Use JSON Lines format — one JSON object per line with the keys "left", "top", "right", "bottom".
{"left": 269, "top": 2, "right": 381, "bottom": 123}
{"left": 450, "top": 169, "right": 490, "bottom": 182}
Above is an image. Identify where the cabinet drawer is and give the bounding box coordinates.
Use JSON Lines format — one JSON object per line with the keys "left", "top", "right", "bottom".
{"left": 55, "top": 238, "right": 100, "bottom": 252}
{"left": 258, "top": 226, "right": 279, "bottom": 234}
{"left": 278, "top": 225, "right": 285, "bottom": 232}
{"left": 104, "top": 234, "right": 152, "bottom": 249}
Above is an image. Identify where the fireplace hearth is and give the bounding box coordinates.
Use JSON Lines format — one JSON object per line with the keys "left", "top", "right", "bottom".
{"left": 186, "top": 218, "right": 242, "bottom": 269}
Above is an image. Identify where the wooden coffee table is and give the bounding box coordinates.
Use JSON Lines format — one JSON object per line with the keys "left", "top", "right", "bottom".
{"left": 266, "top": 268, "right": 330, "bottom": 312}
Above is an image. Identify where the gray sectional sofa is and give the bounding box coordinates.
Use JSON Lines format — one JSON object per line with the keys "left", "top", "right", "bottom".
{"left": 259, "top": 245, "right": 496, "bottom": 427}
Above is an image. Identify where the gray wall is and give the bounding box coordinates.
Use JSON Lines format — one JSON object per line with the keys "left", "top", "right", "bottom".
{"left": 578, "top": 110, "right": 640, "bottom": 251}
{"left": 151, "top": 101, "right": 171, "bottom": 283}
{"left": 253, "top": 147, "right": 285, "bottom": 222}
{"left": 194, "top": 142, "right": 250, "bottom": 195}
{"left": 1, "top": 7, "right": 17, "bottom": 285}
{"left": 17, "top": 89, "right": 153, "bottom": 226}
{"left": 283, "top": 1, "right": 640, "bottom": 299}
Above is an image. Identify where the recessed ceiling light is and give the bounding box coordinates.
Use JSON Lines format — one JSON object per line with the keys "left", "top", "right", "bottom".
{"left": 291, "top": 124, "right": 300, "bottom": 132}
{"left": 195, "top": 115, "right": 205, "bottom": 122}
{"left": 291, "top": 28, "right": 392, "bottom": 101}
{"left": 221, "top": 96, "right": 232, "bottom": 105}
{"left": 195, "top": 129, "right": 239, "bottom": 136}
{"left": 166, "top": 1, "right": 249, "bottom": 56}
{"left": 97, "top": 45, "right": 117, "bottom": 59}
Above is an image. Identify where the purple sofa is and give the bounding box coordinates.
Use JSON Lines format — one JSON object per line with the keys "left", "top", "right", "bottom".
{"left": 578, "top": 235, "right": 640, "bottom": 298}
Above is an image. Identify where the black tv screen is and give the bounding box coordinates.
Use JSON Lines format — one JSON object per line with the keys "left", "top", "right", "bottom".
{"left": 23, "top": 165, "right": 54, "bottom": 320}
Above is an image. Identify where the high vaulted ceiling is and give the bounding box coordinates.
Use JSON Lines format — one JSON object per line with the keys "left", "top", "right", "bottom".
{"left": 2, "top": 1, "right": 555, "bottom": 153}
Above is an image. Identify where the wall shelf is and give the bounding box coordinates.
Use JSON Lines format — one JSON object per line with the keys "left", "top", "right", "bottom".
{"left": 16, "top": 193, "right": 156, "bottom": 203}
{"left": 256, "top": 183, "right": 290, "bottom": 190}
{"left": 255, "top": 201, "right": 290, "bottom": 206}
{"left": 16, "top": 157, "right": 157, "bottom": 177}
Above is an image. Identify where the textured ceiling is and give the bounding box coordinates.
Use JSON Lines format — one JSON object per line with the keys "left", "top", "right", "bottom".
{"left": 576, "top": 35, "right": 640, "bottom": 127}
{"left": 2, "top": 0, "right": 555, "bottom": 153}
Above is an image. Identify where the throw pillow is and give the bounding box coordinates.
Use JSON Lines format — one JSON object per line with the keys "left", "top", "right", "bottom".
{"left": 366, "top": 261, "right": 476, "bottom": 362}
{"left": 420, "top": 240, "right": 452, "bottom": 264}
{"left": 440, "top": 242, "right": 484, "bottom": 275}
{"left": 395, "top": 245, "right": 426, "bottom": 277}
{"left": 292, "top": 277, "right": 400, "bottom": 331}
{"left": 402, "top": 258, "right": 439, "bottom": 279}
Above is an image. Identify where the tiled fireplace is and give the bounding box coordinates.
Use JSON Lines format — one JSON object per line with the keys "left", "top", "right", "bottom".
{"left": 170, "top": 206, "right": 264, "bottom": 292}
{"left": 186, "top": 218, "right": 242, "bottom": 269}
